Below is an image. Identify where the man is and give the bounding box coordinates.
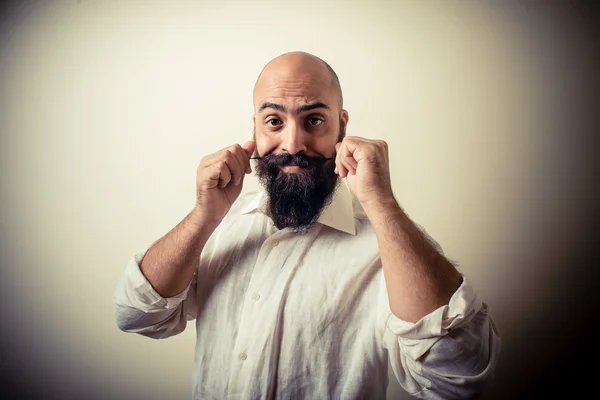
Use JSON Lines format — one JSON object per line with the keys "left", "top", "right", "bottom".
{"left": 114, "top": 51, "right": 501, "bottom": 399}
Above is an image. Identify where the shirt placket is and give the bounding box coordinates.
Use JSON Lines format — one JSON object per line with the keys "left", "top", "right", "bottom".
{"left": 226, "top": 229, "right": 288, "bottom": 399}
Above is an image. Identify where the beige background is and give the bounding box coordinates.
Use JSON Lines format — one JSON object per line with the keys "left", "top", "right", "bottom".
{"left": 0, "top": 1, "right": 597, "bottom": 399}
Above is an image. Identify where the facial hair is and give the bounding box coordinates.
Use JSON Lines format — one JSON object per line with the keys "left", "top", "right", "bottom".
{"left": 254, "top": 125, "right": 344, "bottom": 232}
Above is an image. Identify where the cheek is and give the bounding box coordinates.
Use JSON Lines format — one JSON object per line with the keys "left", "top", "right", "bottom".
{"left": 310, "top": 136, "right": 338, "bottom": 158}
{"left": 255, "top": 129, "right": 280, "bottom": 156}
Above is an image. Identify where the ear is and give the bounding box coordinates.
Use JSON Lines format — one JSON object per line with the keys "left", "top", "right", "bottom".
{"left": 341, "top": 110, "right": 349, "bottom": 130}
{"left": 340, "top": 109, "right": 349, "bottom": 125}
{"left": 339, "top": 109, "right": 349, "bottom": 140}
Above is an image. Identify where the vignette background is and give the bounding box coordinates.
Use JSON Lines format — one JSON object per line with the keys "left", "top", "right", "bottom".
{"left": 1, "top": 1, "right": 598, "bottom": 399}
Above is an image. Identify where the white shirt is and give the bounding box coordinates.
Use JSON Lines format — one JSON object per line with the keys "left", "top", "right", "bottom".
{"left": 114, "top": 182, "right": 501, "bottom": 400}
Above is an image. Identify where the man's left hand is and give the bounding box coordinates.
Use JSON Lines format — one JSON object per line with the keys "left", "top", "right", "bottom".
{"left": 334, "top": 136, "right": 395, "bottom": 208}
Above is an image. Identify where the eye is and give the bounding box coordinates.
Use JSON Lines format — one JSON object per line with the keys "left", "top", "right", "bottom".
{"left": 266, "top": 118, "right": 282, "bottom": 127}
{"left": 307, "top": 117, "right": 323, "bottom": 126}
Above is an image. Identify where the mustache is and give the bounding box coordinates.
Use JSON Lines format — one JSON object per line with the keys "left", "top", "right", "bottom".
{"left": 251, "top": 153, "right": 334, "bottom": 169}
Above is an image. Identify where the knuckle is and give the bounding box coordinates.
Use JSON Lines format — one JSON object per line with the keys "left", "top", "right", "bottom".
{"left": 224, "top": 151, "right": 237, "bottom": 163}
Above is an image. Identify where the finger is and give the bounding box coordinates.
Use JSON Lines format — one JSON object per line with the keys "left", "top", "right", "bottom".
{"left": 342, "top": 148, "right": 358, "bottom": 169}
{"left": 229, "top": 145, "right": 248, "bottom": 184}
{"left": 234, "top": 144, "right": 250, "bottom": 178}
{"left": 200, "top": 148, "right": 227, "bottom": 167}
{"left": 241, "top": 140, "right": 256, "bottom": 158}
{"left": 334, "top": 145, "right": 345, "bottom": 178}
{"left": 340, "top": 156, "right": 356, "bottom": 175}
{"left": 209, "top": 161, "right": 232, "bottom": 188}
{"left": 335, "top": 141, "right": 353, "bottom": 178}
{"left": 200, "top": 142, "right": 243, "bottom": 167}
{"left": 241, "top": 141, "right": 256, "bottom": 173}
{"left": 340, "top": 144, "right": 358, "bottom": 175}
{"left": 334, "top": 142, "right": 341, "bottom": 175}
{"left": 335, "top": 154, "right": 348, "bottom": 178}
{"left": 222, "top": 149, "right": 244, "bottom": 186}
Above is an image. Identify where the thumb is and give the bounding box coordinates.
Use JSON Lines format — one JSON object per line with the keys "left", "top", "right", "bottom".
{"left": 241, "top": 140, "right": 256, "bottom": 174}
{"left": 241, "top": 140, "right": 256, "bottom": 157}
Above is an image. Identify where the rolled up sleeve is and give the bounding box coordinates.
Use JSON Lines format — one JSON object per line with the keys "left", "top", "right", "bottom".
{"left": 382, "top": 276, "right": 501, "bottom": 399}
{"left": 113, "top": 248, "right": 197, "bottom": 339}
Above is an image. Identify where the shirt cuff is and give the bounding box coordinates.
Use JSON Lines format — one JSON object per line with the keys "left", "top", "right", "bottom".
{"left": 385, "top": 274, "right": 482, "bottom": 360}
{"left": 124, "top": 248, "right": 193, "bottom": 311}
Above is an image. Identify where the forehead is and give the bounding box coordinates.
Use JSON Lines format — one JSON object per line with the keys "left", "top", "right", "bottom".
{"left": 253, "top": 69, "right": 336, "bottom": 111}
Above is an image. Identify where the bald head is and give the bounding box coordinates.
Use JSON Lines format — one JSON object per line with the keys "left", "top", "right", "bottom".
{"left": 253, "top": 51, "right": 343, "bottom": 111}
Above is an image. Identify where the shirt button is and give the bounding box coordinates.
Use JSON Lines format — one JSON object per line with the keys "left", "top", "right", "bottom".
{"left": 272, "top": 240, "right": 279, "bottom": 247}
{"left": 240, "top": 352, "right": 247, "bottom": 360}
{"left": 251, "top": 293, "right": 260, "bottom": 301}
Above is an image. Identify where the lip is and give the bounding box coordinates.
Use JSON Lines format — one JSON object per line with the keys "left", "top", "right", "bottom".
{"left": 280, "top": 165, "right": 303, "bottom": 173}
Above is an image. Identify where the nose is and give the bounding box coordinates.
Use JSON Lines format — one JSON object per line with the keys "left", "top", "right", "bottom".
{"left": 280, "top": 122, "right": 307, "bottom": 155}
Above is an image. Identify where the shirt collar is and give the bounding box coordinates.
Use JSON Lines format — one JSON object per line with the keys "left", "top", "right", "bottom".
{"left": 239, "top": 181, "right": 356, "bottom": 235}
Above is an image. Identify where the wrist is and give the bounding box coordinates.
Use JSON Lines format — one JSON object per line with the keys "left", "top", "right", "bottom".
{"left": 189, "top": 206, "right": 223, "bottom": 231}
{"left": 361, "top": 193, "right": 400, "bottom": 217}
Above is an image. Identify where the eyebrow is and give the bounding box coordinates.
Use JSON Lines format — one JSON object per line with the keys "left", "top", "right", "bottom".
{"left": 258, "top": 101, "right": 330, "bottom": 114}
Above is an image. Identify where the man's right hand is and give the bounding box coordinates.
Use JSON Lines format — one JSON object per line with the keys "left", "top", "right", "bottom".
{"left": 195, "top": 141, "right": 256, "bottom": 223}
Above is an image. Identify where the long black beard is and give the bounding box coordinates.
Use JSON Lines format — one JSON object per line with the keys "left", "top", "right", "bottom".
{"left": 255, "top": 152, "right": 339, "bottom": 232}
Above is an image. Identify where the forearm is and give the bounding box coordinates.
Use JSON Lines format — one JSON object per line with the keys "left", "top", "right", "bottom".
{"left": 364, "top": 198, "right": 462, "bottom": 323}
{"left": 140, "top": 207, "right": 219, "bottom": 297}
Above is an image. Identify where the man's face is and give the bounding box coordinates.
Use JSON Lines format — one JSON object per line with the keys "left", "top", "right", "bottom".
{"left": 252, "top": 57, "right": 349, "bottom": 231}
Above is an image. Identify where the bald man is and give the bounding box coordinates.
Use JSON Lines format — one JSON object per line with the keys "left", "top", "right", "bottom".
{"left": 114, "top": 52, "right": 501, "bottom": 399}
